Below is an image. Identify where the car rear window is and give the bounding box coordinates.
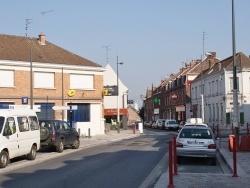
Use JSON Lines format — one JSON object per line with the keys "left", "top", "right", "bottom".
{"left": 39, "top": 121, "right": 53, "bottom": 130}
{"left": 180, "top": 129, "right": 212, "bottom": 139}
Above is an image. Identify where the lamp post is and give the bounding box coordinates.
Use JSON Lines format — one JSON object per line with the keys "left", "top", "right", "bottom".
{"left": 117, "top": 56, "right": 124, "bottom": 128}
{"left": 232, "top": 0, "right": 239, "bottom": 135}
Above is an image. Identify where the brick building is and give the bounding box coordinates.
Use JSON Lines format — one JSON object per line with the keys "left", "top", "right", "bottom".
{"left": 0, "top": 33, "right": 106, "bottom": 135}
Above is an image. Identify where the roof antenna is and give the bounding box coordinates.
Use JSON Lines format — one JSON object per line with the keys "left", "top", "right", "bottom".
{"left": 41, "top": 10, "right": 54, "bottom": 32}
{"left": 101, "top": 45, "right": 111, "bottom": 64}
{"left": 25, "top": 19, "right": 33, "bottom": 37}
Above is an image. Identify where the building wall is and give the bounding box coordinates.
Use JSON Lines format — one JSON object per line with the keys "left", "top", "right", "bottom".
{"left": 0, "top": 61, "right": 105, "bottom": 135}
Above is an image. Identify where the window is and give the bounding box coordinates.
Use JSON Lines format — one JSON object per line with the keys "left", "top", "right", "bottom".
{"left": 212, "top": 81, "right": 214, "bottom": 95}
{"left": 35, "top": 103, "right": 55, "bottom": 119}
{"left": 34, "top": 72, "right": 54, "bottom": 88}
{"left": 209, "top": 106, "right": 211, "bottom": 122}
{"left": 221, "top": 104, "right": 223, "bottom": 122}
{"left": 0, "top": 102, "right": 14, "bottom": 109}
{"left": 67, "top": 103, "right": 90, "bottom": 122}
{"left": 216, "top": 104, "right": 219, "bottom": 121}
{"left": 0, "top": 70, "right": 14, "bottom": 87}
{"left": 70, "top": 74, "right": 94, "bottom": 89}
{"left": 209, "top": 82, "right": 211, "bottom": 95}
{"left": 213, "top": 104, "right": 215, "bottom": 121}
{"left": 0, "top": 117, "right": 4, "bottom": 133}
{"left": 17, "top": 117, "right": 29, "bottom": 132}
{"left": 4, "top": 117, "right": 16, "bottom": 135}
{"left": 29, "top": 116, "right": 39, "bottom": 130}
{"left": 195, "top": 87, "right": 197, "bottom": 99}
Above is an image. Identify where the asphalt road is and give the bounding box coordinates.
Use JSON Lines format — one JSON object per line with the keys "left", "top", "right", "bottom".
{"left": 0, "top": 129, "right": 173, "bottom": 188}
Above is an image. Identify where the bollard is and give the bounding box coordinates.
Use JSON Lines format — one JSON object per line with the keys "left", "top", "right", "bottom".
{"left": 78, "top": 128, "right": 81, "bottom": 137}
{"left": 133, "top": 123, "right": 136, "bottom": 134}
{"left": 173, "top": 136, "right": 178, "bottom": 175}
{"left": 216, "top": 124, "right": 219, "bottom": 138}
{"left": 88, "top": 128, "right": 91, "bottom": 138}
{"left": 232, "top": 136, "right": 238, "bottom": 177}
{"left": 168, "top": 140, "right": 174, "bottom": 188}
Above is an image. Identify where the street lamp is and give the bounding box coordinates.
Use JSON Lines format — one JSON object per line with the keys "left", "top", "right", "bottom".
{"left": 232, "top": 0, "right": 239, "bottom": 135}
{"left": 117, "top": 56, "right": 124, "bottom": 128}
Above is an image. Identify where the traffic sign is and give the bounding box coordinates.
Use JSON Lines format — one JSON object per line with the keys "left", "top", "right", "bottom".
{"left": 52, "top": 106, "right": 78, "bottom": 110}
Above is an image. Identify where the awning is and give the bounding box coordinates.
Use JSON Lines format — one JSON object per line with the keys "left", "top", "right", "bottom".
{"left": 176, "top": 105, "right": 185, "bottom": 112}
{"left": 104, "top": 108, "right": 128, "bottom": 116}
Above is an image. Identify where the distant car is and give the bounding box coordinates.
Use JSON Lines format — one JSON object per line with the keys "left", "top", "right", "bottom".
{"left": 176, "top": 126, "right": 217, "bottom": 165}
{"left": 156, "top": 119, "right": 165, "bottom": 129}
{"left": 144, "top": 120, "right": 152, "bottom": 128}
{"left": 165, "top": 119, "right": 179, "bottom": 131}
{"left": 39, "top": 119, "right": 80, "bottom": 153}
{"left": 178, "top": 121, "right": 186, "bottom": 130}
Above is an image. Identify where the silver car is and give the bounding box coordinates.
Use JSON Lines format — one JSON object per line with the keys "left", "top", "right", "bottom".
{"left": 165, "top": 119, "right": 179, "bottom": 131}
{"left": 176, "top": 126, "right": 217, "bottom": 165}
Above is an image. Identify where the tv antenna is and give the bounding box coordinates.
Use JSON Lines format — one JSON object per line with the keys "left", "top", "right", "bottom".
{"left": 41, "top": 10, "right": 54, "bottom": 32}
{"left": 202, "top": 31, "right": 208, "bottom": 60}
{"left": 101, "top": 45, "right": 111, "bottom": 64}
{"left": 25, "top": 18, "right": 33, "bottom": 37}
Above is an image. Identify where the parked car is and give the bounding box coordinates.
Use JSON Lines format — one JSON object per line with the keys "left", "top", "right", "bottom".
{"left": 156, "top": 119, "right": 165, "bottom": 129}
{"left": 176, "top": 126, "right": 217, "bottom": 165}
{"left": 144, "top": 120, "right": 151, "bottom": 127}
{"left": 165, "top": 119, "right": 179, "bottom": 131}
{"left": 39, "top": 119, "right": 80, "bottom": 153}
{"left": 0, "top": 109, "right": 40, "bottom": 168}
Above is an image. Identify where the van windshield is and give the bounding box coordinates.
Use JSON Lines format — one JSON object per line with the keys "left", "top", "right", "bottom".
{"left": 0, "top": 116, "right": 4, "bottom": 133}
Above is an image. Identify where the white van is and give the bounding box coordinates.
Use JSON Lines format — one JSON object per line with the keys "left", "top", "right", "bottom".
{"left": 0, "top": 109, "right": 40, "bottom": 168}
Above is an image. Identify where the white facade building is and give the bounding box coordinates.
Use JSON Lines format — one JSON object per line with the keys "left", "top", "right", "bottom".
{"left": 103, "top": 64, "right": 129, "bottom": 126}
{"left": 191, "top": 52, "right": 250, "bottom": 129}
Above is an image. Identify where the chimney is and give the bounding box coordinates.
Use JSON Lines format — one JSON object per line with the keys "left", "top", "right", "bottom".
{"left": 38, "top": 32, "right": 46, "bottom": 45}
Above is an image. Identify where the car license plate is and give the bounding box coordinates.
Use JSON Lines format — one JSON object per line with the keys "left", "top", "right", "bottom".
{"left": 187, "top": 141, "right": 204, "bottom": 145}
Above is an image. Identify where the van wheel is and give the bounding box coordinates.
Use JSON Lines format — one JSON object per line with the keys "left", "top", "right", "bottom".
{"left": 40, "top": 127, "right": 50, "bottom": 141}
{"left": 27, "top": 145, "right": 37, "bottom": 160}
{"left": 0, "top": 151, "right": 9, "bottom": 168}
{"left": 56, "top": 141, "right": 64, "bottom": 153}
{"left": 72, "top": 139, "right": 80, "bottom": 149}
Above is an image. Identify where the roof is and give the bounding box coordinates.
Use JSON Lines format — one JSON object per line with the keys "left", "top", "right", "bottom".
{"left": 0, "top": 34, "right": 101, "bottom": 67}
{"left": 194, "top": 52, "right": 250, "bottom": 80}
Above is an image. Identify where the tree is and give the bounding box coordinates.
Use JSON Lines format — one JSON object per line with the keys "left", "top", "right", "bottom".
{"left": 139, "top": 107, "right": 144, "bottom": 121}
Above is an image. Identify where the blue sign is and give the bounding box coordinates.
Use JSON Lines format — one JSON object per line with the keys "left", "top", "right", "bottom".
{"left": 22, "top": 97, "right": 28, "bottom": 104}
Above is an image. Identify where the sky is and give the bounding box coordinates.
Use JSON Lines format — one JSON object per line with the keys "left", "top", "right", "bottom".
{"left": 1, "top": 0, "right": 250, "bottom": 107}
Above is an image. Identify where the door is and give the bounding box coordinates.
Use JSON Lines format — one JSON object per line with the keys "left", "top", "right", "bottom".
{"left": 1, "top": 117, "right": 19, "bottom": 159}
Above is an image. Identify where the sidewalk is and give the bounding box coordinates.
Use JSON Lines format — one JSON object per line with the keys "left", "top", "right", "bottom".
{"left": 154, "top": 137, "right": 250, "bottom": 188}
{"left": 79, "top": 128, "right": 140, "bottom": 149}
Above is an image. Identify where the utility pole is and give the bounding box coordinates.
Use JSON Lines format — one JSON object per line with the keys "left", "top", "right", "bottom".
{"left": 26, "top": 18, "right": 33, "bottom": 109}
{"left": 232, "top": 0, "right": 239, "bottom": 136}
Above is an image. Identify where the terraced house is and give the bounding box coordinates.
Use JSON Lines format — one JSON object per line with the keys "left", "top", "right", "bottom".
{"left": 0, "top": 33, "right": 106, "bottom": 136}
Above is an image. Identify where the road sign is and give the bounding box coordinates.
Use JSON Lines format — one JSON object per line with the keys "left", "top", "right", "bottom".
{"left": 9, "top": 105, "right": 41, "bottom": 112}
{"left": 52, "top": 105, "right": 78, "bottom": 110}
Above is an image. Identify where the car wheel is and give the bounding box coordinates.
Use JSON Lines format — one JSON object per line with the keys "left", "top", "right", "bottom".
{"left": 40, "top": 127, "right": 50, "bottom": 141}
{"left": 211, "top": 158, "right": 216, "bottom": 166}
{"left": 56, "top": 140, "right": 64, "bottom": 153}
{"left": 0, "top": 151, "right": 9, "bottom": 168}
{"left": 27, "top": 145, "right": 37, "bottom": 160}
{"left": 72, "top": 139, "right": 80, "bottom": 149}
